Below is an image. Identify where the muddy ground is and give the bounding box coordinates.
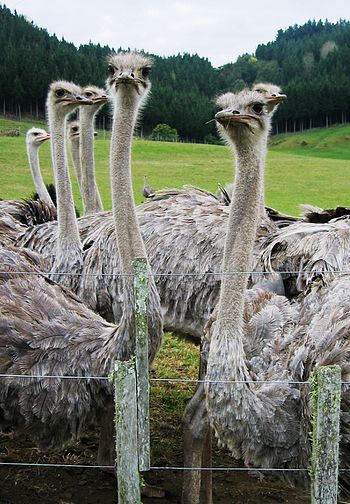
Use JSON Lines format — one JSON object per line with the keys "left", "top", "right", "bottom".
{"left": 0, "top": 426, "right": 313, "bottom": 504}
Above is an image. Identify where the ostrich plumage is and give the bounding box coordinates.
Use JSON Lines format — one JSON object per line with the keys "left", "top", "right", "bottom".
{"left": 17, "top": 185, "right": 277, "bottom": 331}
{"left": 260, "top": 215, "right": 350, "bottom": 297}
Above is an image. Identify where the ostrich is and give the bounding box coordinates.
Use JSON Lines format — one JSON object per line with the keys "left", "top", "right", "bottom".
{"left": 79, "top": 85, "right": 107, "bottom": 214}
{"left": 142, "top": 174, "right": 154, "bottom": 198}
{"left": 181, "top": 89, "right": 350, "bottom": 503}
{"left": 45, "top": 80, "right": 93, "bottom": 289}
{"left": 217, "top": 82, "right": 287, "bottom": 214}
{"left": 204, "top": 88, "right": 299, "bottom": 469}
{"left": 253, "top": 82, "right": 286, "bottom": 111}
{"left": 0, "top": 128, "right": 57, "bottom": 227}
{"left": 25, "top": 127, "right": 54, "bottom": 206}
{"left": 0, "top": 51, "right": 163, "bottom": 496}
{"left": 181, "top": 89, "right": 298, "bottom": 503}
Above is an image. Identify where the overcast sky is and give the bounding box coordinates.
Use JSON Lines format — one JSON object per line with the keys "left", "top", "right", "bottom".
{"left": 3, "top": 0, "right": 349, "bottom": 67}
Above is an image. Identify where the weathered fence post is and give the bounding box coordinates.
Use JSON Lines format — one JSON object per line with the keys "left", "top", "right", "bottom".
{"left": 311, "top": 365, "right": 341, "bottom": 504}
{"left": 133, "top": 257, "right": 150, "bottom": 471}
{"left": 113, "top": 359, "right": 141, "bottom": 504}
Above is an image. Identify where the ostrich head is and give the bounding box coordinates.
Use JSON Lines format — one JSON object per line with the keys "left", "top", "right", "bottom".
{"left": 82, "top": 85, "right": 108, "bottom": 112}
{"left": 46, "top": 81, "right": 93, "bottom": 119}
{"left": 214, "top": 89, "right": 271, "bottom": 149}
{"left": 106, "top": 51, "right": 153, "bottom": 104}
{"left": 26, "top": 127, "right": 50, "bottom": 147}
{"left": 67, "top": 120, "right": 80, "bottom": 141}
{"left": 67, "top": 120, "right": 97, "bottom": 142}
{"left": 253, "top": 82, "right": 286, "bottom": 112}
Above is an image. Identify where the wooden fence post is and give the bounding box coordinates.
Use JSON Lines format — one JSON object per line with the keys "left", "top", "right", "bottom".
{"left": 133, "top": 257, "right": 150, "bottom": 472}
{"left": 311, "top": 365, "right": 341, "bottom": 504}
{"left": 114, "top": 359, "right": 141, "bottom": 504}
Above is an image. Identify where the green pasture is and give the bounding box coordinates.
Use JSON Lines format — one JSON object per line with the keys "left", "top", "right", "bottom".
{"left": 1, "top": 118, "right": 350, "bottom": 216}
{"left": 270, "top": 123, "right": 350, "bottom": 160}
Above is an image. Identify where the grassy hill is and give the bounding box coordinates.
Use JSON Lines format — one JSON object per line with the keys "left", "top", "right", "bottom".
{"left": 1, "top": 117, "right": 350, "bottom": 216}
{"left": 270, "top": 123, "right": 350, "bottom": 160}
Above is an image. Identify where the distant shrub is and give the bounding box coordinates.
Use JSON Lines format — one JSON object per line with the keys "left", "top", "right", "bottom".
{"left": 151, "top": 123, "right": 178, "bottom": 142}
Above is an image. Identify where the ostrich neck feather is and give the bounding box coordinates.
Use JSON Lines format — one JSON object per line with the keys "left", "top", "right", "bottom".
{"left": 110, "top": 91, "right": 148, "bottom": 274}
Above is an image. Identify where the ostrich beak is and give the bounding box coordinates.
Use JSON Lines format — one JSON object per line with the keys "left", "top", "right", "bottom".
{"left": 93, "top": 96, "right": 108, "bottom": 105}
{"left": 37, "top": 133, "right": 51, "bottom": 143}
{"left": 74, "top": 96, "right": 93, "bottom": 106}
{"left": 266, "top": 94, "right": 287, "bottom": 105}
{"left": 215, "top": 109, "right": 253, "bottom": 126}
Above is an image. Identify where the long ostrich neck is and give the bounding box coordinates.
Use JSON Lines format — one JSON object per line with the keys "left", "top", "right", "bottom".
{"left": 49, "top": 110, "right": 81, "bottom": 248}
{"left": 206, "top": 131, "right": 268, "bottom": 448}
{"left": 69, "top": 139, "right": 83, "bottom": 192}
{"left": 110, "top": 91, "right": 148, "bottom": 274}
{"left": 80, "top": 108, "right": 103, "bottom": 214}
{"left": 27, "top": 143, "right": 53, "bottom": 205}
{"left": 259, "top": 148, "right": 267, "bottom": 217}
{"left": 216, "top": 135, "right": 266, "bottom": 364}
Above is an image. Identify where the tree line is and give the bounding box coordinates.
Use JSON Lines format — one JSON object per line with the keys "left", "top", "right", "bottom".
{"left": 1, "top": 4, "right": 350, "bottom": 140}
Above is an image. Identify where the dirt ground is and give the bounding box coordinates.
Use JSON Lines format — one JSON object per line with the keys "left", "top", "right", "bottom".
{"left": 0, "top": 427, "right": 312, "bottom": 504}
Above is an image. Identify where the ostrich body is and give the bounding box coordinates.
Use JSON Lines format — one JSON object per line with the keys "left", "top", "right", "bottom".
{"left": 17, "top": 182, "right": 281, "bottom": 337}
{"left": 260, "top": 215, "right": 350, "bottom": 298}
{"left": 79, "top": 85, "right": 107, "bottom": 214}
{"left": 0, "top": 52, "right": 162, "bottom": 466}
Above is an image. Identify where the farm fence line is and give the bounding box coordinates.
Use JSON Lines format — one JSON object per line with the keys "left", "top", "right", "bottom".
{"left": 0, "top": 260, "right": 348, "bottom": 503}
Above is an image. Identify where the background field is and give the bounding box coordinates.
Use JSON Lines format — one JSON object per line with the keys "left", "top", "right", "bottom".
{"left": 1, "top": 117, "right": 349, "bottom": 502}
{"left": 1, "top": 118, "right": 350, "bottom": 216}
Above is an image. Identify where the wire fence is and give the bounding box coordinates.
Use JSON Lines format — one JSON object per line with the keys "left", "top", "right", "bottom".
{"left": 0, "top": 262, "right": 348, "bottom": 502}
{"left": 1, "top": 269, "right": 349, "bottom": 277}
{"left": 0, "top": 372, "right": 348, "bottom": 473}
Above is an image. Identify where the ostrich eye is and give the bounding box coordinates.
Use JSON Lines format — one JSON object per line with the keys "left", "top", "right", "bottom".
{"left": 55, "top": 89, "right": 65, "bottom": 98}
{"left": 72, "top": 127, "right": 78, "bottom": 132}
{"left": 85, "top": 91, "right": 93, "bottom": 97}
{"left": 141, "top": 67, "right": 151, "bottom": 78}
{"left": 108, "top": 65, "right": 115, "bottom": 76}
{"left": 252, "top": 103, "right": 264, "bottom": 114}
{"left": 33, "top": 132, "right": 39, "bottom": 136}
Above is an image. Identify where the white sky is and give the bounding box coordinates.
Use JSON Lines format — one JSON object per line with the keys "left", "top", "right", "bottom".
{"left": 3, "top": 0, "right": 349, "bottom": 67}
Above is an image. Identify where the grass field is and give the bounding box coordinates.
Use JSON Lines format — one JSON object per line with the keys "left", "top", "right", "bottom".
{"left": 1, "top": 117, "right": 350, "bottom": 216}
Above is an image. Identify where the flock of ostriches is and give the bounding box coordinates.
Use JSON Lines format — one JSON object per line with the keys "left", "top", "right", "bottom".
{"left": 1, "top": 51, "right": 350, "bottom": 503}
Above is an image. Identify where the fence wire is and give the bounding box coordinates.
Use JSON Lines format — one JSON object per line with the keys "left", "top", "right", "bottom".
{"left": 0, "top": 267, "right": 348, "bottom": 480}
{"left": 0, "top": 373, "right": 348, "bottom": 474}
{"left": 1, "top": 269, "right": 349, "bottom": 278}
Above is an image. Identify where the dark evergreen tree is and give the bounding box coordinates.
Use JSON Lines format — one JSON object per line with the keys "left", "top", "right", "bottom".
{"left": 1, "top": 3, "right": 350, "bottom": 138}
